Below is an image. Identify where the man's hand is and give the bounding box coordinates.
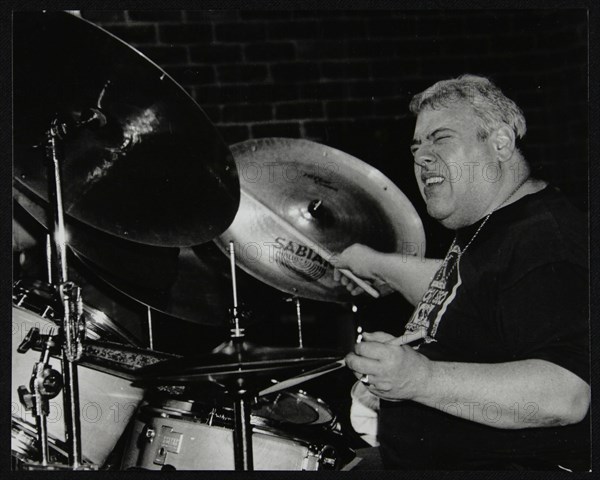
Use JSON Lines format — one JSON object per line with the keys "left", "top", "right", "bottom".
{"left": 332, "top": 243, "right": 441, "bottom": 304}
{"left": 332, "top": 244, "right": 383, "bottom": 296}
{"left": 332, "top": 244, "right": 379, "bottom": 278}
{"left": 345, "top": 331, "right": 432, "bottom": 401}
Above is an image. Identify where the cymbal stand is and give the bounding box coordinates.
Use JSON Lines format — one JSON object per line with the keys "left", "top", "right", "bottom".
{"left": 228, "top": 241, "right": 243, "bottom": 338}
{"left": 286, "top": 296, "right": 304, "bottom": 347}
{"left": 146, "top": 306, "right": 154, "bottom": 350}
{"left": 227, "top": 241, "right": 254, "bottom": 471}
{"left": 295, "top": 297, "right": 304, "bottom": 347}
{"left": 46, "top": 234, "right": 53, "bottom": 284}
{"left": 42, "top": 123, "right": 88, "bottom": 468}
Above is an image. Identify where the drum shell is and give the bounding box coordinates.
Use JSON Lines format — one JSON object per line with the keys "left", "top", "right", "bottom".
{"left": 12, "top": 305, "right": 145, "bottom": 466}
{"left": 121, "top": 405, "right": 339, "bottom": 470}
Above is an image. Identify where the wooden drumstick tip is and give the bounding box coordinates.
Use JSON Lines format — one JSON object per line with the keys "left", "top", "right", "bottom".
{"left": 339, "top": 268, "right": 380, "bottom": 298}
{"left": 356, "top": 325, "right": 363, "bottom": 344}
{"left": 388, "top": 328, "right": 428, "bottom": 346}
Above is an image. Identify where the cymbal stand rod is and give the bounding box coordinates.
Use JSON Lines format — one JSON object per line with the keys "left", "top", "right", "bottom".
{"left": 46, "top": 234, "right": 53, "bottom": 284}
{"left": 59, "top": 291, "right": 84, "bottom": 469}
{"left": 45, "top": 129, "right": 84, "bottom": 468}
{"left": 232, "top": 394, "right": 254, "bottom": 471}
{"left": 295, "top": 297, "right": 304, "bottom": 348}
{"left": 229, "top": 241, "right": 243, "bottom": 337}
{"left": 240, "top": 189, "right": 380, "bottom": 298}
{"left": 34, "top": 337, "right": 54, "bottom": 466}
{"left": 146, "top": 306, "right": 154, "bottom": 350}
{"left": 46, "top": 135, "right": 68, "bottom": 282}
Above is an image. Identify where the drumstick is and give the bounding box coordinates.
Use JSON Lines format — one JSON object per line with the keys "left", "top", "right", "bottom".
{"left": 241, "top": 189, "right": 380, "bottom": 298}
{"left": 258, "top": 329, "right": 427, "bottom": 396}
{"left": 259, "top": 360, "right": 346, "bottom": 396}
{"left": 385, "top": 328, "right": 428, "bottom": 346}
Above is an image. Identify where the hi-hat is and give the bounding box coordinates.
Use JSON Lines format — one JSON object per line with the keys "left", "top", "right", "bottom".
{"left": 13, "top": 11, "right": 239, "bottom": 247}
{"left": 139, "top": 340, "right": 342, "bottom": 391}
{"left": 215, "top": 138, "right": 425, "bottom": 302}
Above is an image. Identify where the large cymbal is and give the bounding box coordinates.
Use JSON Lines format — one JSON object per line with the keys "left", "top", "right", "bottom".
{"left": 72, "top": 244, "right": 282, "bottom": 327}
{"left": 140, "top": 339, "right": 342, "bottom": 391}
{"left": 14, "top": 185, "right": 280, "bottom": 326}
{"left": 215, "top": 138, "right": 425, "bottom": 302}
{"left": 13, "top": 12, "right": 239, "bottom": 247}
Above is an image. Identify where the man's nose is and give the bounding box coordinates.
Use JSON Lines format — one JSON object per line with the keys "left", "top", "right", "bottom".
{"left": 413, "top": 146, "right": 437, "bottom": 168}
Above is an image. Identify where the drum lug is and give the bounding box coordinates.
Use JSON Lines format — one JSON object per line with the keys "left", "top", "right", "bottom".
{"left": 303, "top": 444, "right": 337, "bottom": 470}
{"left": 142, "top": 426, "right": 155, "bottom": 443}
{"left": 319, "top": 445, "right": 337, "bottom": 469}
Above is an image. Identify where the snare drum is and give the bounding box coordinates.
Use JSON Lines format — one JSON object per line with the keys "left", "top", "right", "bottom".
{"left": 12, "top": 304, "right": 146, "bottom": 466}
{"left": 121, "top": 395, "right": 341, "bottom": 470}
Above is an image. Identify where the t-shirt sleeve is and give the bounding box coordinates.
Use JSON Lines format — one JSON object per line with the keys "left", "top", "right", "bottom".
{"left": 499, "top": 261, "right": 589, "bottom": 384}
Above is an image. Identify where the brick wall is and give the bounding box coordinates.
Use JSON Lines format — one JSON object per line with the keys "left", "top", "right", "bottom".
{"left": 81, "top": 9, "right": 588, "bottom": 254}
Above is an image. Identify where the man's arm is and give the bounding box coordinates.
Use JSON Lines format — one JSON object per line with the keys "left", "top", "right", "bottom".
{"left": 417, "top": 358, "right": 590, "bottom": 428}
{"left": 346, "top": 332, "right": 590, "bottom": 429}
{"left": 332, "top": 244, "right": 442, "bottom": 306}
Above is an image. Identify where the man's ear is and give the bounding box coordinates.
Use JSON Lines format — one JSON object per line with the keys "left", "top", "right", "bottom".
{"left": 491, "top": 126, "right": 516, "bottom": 162}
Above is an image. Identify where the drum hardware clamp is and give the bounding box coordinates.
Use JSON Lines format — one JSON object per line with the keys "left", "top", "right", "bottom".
{"left": 17, "top": 329, "right": 63, "bottom": 468}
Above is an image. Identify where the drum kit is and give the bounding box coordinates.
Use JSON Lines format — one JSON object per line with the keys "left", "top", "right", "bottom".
{"left": 11, "top": 11, "right": 425, "bottom": 471}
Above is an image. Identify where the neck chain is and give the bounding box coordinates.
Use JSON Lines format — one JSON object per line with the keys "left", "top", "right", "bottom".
{"left": 442, "top": 177, "right": 529, "bottom": 280}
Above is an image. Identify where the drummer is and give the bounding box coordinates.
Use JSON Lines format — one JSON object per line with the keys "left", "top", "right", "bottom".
{"left": 333, "top": 74, "right": 589, "bottom": 470}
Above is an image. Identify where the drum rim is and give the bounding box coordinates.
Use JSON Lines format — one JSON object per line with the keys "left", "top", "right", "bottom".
{"left": 13, "top": 278, "right": 141, "bottom": 346}
{"left": 142, "top": 389, "right": 337, "bottom": 432}
{"left": 257, "top": 390, "right": 336, "bottom": 427}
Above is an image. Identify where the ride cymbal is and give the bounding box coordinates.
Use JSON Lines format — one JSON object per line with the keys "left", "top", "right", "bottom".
{"left": 13, "top": 11, "right": 239, "bottom": 247}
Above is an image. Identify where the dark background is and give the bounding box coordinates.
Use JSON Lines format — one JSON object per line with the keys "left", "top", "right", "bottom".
{"left": 81, "top": 9, "right": 588, "bottom": 216}
{"left": 12, "top": 8, "right": 590, "bottom": 457}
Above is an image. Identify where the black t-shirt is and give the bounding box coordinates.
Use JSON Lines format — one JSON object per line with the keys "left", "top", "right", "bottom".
{"left": 378, "top": 186, "right": 590, "bottom": 470}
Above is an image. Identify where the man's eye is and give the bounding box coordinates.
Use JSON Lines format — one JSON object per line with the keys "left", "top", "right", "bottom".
{"left": 434, "top": 136, "right": 451, "bottom": 142}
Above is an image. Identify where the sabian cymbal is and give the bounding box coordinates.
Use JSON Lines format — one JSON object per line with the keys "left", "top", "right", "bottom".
{"left": 13, "top": 11, "right": 239, "bottom": 247}
{"left": 215, "top": 138, "right": 425, "bottom": 302}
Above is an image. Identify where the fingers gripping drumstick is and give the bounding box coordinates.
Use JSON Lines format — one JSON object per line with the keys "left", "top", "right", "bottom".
{"left": 259, "top": 329, "right": 427, "bottom": 396}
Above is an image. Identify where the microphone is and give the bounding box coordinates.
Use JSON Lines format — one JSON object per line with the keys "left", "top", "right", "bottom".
{"left": 76, "top": 108, "right": 107, "bottom": 129}
{"left": 44, "top": 108, "right": 107, "bottom": 141}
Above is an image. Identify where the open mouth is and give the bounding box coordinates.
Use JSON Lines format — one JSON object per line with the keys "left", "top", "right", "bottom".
{"left": 424, "top": 176, "right": 445, "bottom": 186}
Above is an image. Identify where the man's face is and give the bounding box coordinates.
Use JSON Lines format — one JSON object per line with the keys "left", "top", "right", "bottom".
{"left": 411, "top": 104, "right": 501, "bottom": 229}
